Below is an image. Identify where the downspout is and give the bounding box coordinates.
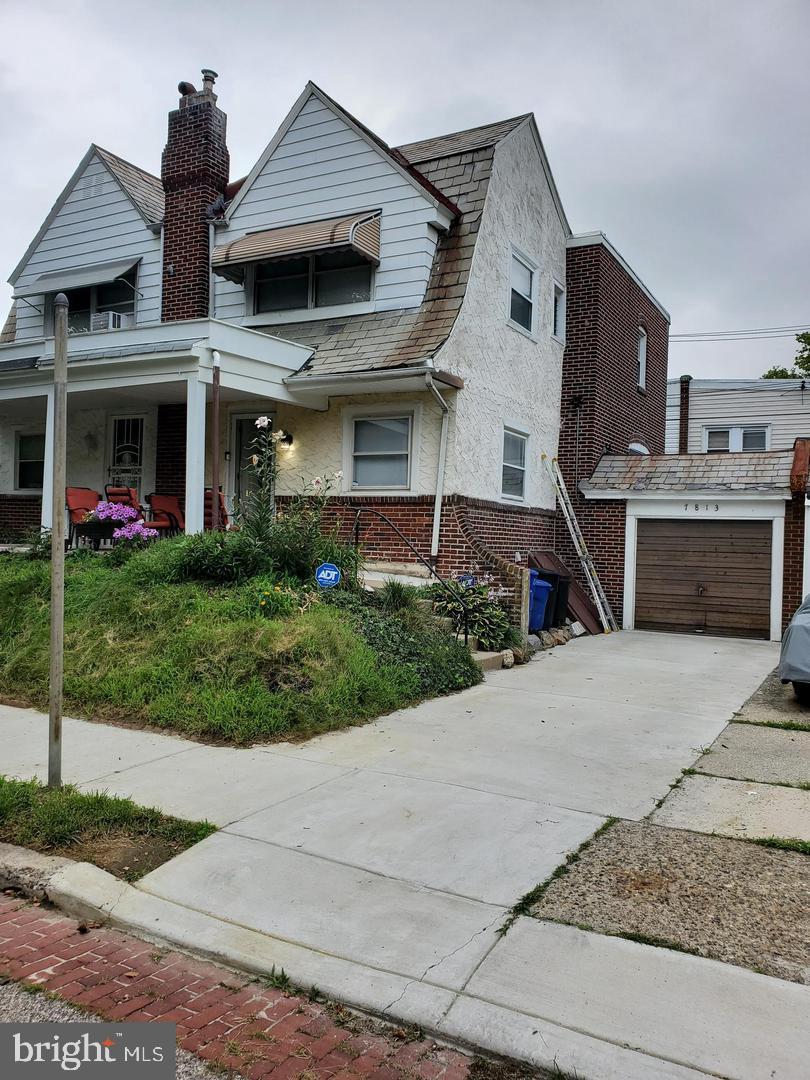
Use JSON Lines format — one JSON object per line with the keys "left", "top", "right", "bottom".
{"left": 425, "top": 370, "right": 450, "bottom": 564}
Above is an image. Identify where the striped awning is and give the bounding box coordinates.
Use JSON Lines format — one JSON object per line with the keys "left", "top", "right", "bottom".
{"left": 13, "top": 257, "right": 140, "bottom": 299}
{"left": 212, "top": 212, "right": 381, "bottom": 282}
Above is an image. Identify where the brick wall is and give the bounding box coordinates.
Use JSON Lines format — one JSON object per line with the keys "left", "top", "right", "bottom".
{"left": 279, "top": 493, "right": 551, "bottom": 626}
{"left": 155, "top": 404, "right": 186, "bottom": 497}
{"left": 554, "top": 242, "right": 669, "bottom": 624}
{"left": 0, "top": 494, "right": 42, "bottom": 538}
{"left": 160, "top": 86, "right": 229, "bottom": 322}
{"left": 783, "top": 494, "right": 805, "bottom": 630}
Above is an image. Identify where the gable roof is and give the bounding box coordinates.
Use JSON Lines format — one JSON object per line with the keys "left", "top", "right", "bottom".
{"left": 94, "top": 146, "right": 164, "bottom": 225}
{"left": 8, "top": 145, "right": 160, "bottom": 286}
{"left": 583, "top": 451, "right": 793, "bottom": 496}
{"left": 225, "top": 82, "right": 461, "bottom": 224}
{"left": 263, "top": 140, "right": 499, "bottom": 378}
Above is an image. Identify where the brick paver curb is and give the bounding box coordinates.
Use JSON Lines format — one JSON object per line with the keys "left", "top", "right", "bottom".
{"left": 0, "top": 894, "right": 473, "bottom": 1080}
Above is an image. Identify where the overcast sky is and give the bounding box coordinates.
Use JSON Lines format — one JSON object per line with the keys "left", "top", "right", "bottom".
{"left": 1, "top": 0, "right": 807, "bottom": 378}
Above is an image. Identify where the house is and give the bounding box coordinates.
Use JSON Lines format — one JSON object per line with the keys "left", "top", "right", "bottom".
{"left": 666, "top": 375, "right": 810, "bottom": 453}
{"left": 0, "top": 70, "right": 665, "bottom": 628}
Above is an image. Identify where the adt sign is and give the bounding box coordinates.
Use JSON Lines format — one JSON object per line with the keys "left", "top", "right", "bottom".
{"left": 315, "top": 562, "right": 342, "bottom": 588}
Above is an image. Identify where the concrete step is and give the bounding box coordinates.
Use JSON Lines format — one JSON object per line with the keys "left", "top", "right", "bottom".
{"left": 471, "top": 649, "right": 510, "bottom": 672}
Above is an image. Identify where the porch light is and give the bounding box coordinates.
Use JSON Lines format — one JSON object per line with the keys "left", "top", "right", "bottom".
{"left": 277, "top": 430, "right": 293, "bottom": 447}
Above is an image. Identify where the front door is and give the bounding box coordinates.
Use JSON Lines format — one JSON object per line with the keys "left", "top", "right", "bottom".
{"left": 231, "top": 415, "right": 271, "bottom": 512}
{"left": 107, "top": 414, "right": 145, "bottom": 498}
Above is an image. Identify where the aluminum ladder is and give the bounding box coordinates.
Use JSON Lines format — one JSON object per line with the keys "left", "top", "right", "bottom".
{"left": 543, "top": 454, "right": 619, "bottom": 633}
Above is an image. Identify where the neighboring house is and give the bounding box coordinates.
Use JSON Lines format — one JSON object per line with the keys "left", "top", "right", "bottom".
{"left": 665, "top": 376, "right": 810, "bottom": 454}
{"left": 0, "top": 70, "right": 663, "bottom": 627}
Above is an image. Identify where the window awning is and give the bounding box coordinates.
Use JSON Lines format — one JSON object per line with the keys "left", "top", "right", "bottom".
{"left": 13, "top": 257, "right": 141, "bottom": 300}
{"left": 212, "top": 212, "right": 381, "bottom": 283}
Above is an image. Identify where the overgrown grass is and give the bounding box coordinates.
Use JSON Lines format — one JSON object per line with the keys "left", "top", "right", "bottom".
{"left": 0, "top": 550, "right": 480, "bottom": 744}
{"left": 0, "top": 775, "right": 214, "bottom": 879}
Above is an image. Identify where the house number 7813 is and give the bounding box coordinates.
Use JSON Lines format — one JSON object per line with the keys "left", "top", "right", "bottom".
{"left": 684, "top": 503, "right": 720, "bottom": 512}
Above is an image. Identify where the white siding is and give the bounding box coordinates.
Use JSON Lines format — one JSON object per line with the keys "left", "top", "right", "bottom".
{"left": 666, "top": 379, "right": 810, "bottom": 453}
{"left": 13, "top": 154, "right": 162, "bottom": 340}
{"left": 437, "top": 123, "right": 568, "bottom": 509}
{"left": 215, "top": 93, "right": 440, "bottom": 321}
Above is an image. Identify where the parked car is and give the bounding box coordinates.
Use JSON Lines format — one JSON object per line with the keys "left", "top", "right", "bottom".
{"left": 779, "top": 597, "right": 810, "bottom": 704}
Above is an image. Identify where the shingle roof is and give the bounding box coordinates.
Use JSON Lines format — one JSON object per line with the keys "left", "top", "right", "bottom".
{"left": 396, "top": 116, "right": 529, "bottom": 164}
{"left": 583, "top": 452, "right": 794, "bottom": 495}
{"left": 0, "top": 304, "right": 15, "bottom": 344}
{"left": 95, "top": 146, "right": 164, "bottom": 225}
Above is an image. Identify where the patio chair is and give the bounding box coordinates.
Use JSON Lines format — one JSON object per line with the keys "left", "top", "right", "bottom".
{"left": 204, "top": 489, "right": 230, "bottom": 530}
{"left": 65, "top": 487, "right": 101, "bottom": 547}
{"left": 146, "top": 494, "right": 185, "bottom": 536}
{"left": 104, "top": 484, "right": 141, "bottom": 511}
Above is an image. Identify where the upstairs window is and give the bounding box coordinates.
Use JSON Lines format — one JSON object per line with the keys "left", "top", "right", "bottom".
{"left": 55, "top": 269, "right": 137, "bottom": 334}
{"left": 509, "top": 252, "right": 535, "bottom": 333}
{"left": 552, "top": 283, "right": 566, "bottom": 342}
{"left": 351, "top": 415, "right": 412, "bottom": 489}
{"left": 255, "top": 251, "right": 373, "bottom": 314}
{"left": 502, "top": 428, "right": 527, "bottom": 500}
{"left": 705, "top": 426, "right": 768, "bottom": 453}
{"left": 637, "top": 327, "right": 648, "bottom": 390}
{"left": 16, "top": 432, "right": 45, "bottom": 490}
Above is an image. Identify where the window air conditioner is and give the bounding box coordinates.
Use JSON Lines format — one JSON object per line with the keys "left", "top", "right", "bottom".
{"left": 92, "top": 311, "right": 134, "bottom": 331}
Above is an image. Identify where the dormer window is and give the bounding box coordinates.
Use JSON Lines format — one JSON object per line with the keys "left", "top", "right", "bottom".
{"left": 255, "top": 250, "right": 372, "bottom": 314}
{"left": 212, "top": 211, "right": 381, "bottom": 316}
{"left": 57, "top": 270, "right": 137, "bottom": 334}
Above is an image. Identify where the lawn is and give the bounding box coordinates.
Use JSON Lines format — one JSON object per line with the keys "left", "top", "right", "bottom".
{"left": 0, "top": 775, "right": 215, "bottom": 880}
{"left": 0, "top": 543, "right": 482, "bottom": 745}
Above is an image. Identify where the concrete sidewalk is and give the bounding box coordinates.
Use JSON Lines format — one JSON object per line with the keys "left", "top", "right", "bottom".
{"left": 6, "top": 631, "right": 806, "bottom": 1079}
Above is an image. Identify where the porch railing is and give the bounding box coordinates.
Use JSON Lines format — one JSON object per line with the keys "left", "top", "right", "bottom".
{"left": 347, "top": 504, "right": 471, "bottom": 647}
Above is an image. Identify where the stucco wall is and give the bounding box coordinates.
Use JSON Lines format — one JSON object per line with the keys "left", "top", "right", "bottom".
{"left": 436, "top": 123, "right": 567, "bottom": 509}
{"left": 0, "top": 401, "right": 157, "bottom": 501}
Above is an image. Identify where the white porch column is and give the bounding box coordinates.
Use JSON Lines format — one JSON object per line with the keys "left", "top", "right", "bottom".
{"left": 184, "top": 377, "right": 207, "bottom": 534}
{"left": 622, "top": 510, "right": 637, "bottom": 630}
{"left": 40, "top": 388, "right": 55, "bottom": 530}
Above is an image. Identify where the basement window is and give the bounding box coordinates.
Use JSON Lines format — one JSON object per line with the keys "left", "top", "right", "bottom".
{"left": 16, "top": 432, "right": 45, "bottom": 490}
{"left": 502, "top": 428, "right": 527, "bottom": 500}
{"left": 255, "top": 251, "right": 373, "bottom": 314}
{"left": 509, "top": 252, "right": 535, "bottom": 334}
{"left": 351, "top": 415, "right": 412, "bottom": 489}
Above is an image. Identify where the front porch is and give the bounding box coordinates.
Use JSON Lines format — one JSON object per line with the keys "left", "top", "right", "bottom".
{"left": 0, "top": 318, "right": 327, "bottom": 535}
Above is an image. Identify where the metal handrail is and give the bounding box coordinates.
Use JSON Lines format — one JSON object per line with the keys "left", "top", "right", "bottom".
{"left": 347, "top": 504, "right": 471, "bottom": 646}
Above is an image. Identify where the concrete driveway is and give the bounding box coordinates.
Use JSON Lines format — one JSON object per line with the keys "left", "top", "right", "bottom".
{"left": 6, "top": 630, "right": 802, "bottom": 1079}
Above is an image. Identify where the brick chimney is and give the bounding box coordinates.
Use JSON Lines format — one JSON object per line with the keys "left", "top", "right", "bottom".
{"left": 161, "top": 69, "right": 229, "bottom": 322}
{"left": 678, "top": 374, "right": 692, "bottom": 453}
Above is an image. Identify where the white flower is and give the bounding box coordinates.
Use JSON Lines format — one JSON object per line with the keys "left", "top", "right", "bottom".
{"left": 334, "top": 470, "right": 344, "bottom": 481}
{"left": 270, "top": 430, "right": 284, "bottom": 443}
{"left": 312, "top": 476, "right": 323, "bottom": 489}
{"left": 255, "top": 416, "right": 270, "bottom": 429}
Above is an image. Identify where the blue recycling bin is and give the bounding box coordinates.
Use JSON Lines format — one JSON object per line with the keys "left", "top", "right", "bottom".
{"left": 528, "top": 570, "right": 554, "bottom": 633}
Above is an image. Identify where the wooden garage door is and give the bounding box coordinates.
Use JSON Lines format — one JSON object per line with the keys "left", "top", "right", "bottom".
{"left": 635, "top": 519, "right": 771, "bottom": 639}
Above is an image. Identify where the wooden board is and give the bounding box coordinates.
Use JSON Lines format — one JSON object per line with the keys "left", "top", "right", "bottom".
{"left": 529, "top": 550, "right": 604, "bottom": 635}
{"left": 634, "top": 519, "right": 771, "bottom": 639}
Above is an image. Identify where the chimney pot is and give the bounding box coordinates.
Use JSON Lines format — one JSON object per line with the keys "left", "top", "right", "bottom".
{"left": 201, "top": 69, "right": 218, "bottom": 94}
{"left": 178, "top": 81, "right": 197, "bottom": 96}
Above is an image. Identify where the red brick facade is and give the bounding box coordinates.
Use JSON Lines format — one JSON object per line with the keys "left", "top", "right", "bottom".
{"left": 0, "top": 494, "right": 42, "bottom": 538}
{"left": 556, "top": 241, "right": 670, "bottom": 618}
{"left": 160, "top": 80, "right": 229, "bottom": 322}
{"left": 155, "top": 403, "right": 187, "bottom": 497}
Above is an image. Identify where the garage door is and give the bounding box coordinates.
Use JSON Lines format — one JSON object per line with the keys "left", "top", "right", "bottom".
{"left": 635, "top": 519, "right": 771, "bottom": 639}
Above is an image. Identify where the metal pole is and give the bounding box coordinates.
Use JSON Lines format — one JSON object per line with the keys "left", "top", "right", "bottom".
{"left": 211, "top": 351, "right": 221, "bottom": 530}
{"left": 48, "top": 293, "right": 68, "bottom": 788}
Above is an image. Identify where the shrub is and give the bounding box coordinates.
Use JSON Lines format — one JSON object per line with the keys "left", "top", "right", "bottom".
{"left": 25, "top": 528, "right": 53, "bottom": 561}
{"left": 430, "top": 581, "right": 514, "bottom": 650}
{"left": 375, "top": 579, "right": 419, "bottom": 614}
{"left": 174, "top": 531, "right": 270, "bottom": 583}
